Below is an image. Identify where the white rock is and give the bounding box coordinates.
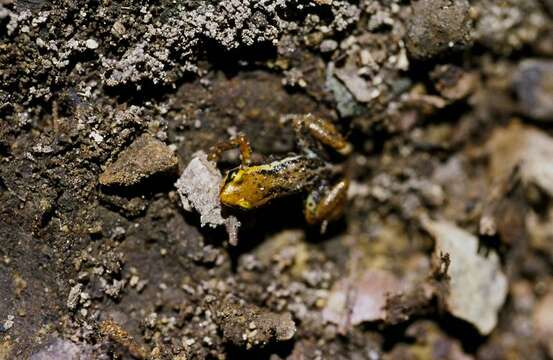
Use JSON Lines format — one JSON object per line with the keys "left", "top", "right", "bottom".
{"left": 85, "top": 38, "right": 98, "bottom": 50}
{"left": 175, "top": 151, "right": 241, "bottom": 245}
{"left": 89, "top": 131, "right": 103, "bottom": 143}
{"left": 423, "top": 218, "right": 507, "bottom": 335}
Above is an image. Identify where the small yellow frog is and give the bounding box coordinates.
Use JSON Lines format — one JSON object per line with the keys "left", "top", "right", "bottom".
{"left": 209, "top": 114, "right": 351, "bottom": 231}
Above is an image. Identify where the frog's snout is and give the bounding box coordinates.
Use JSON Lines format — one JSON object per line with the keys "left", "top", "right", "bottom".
{"left": 220, "top": 181, "right": 253, "bottom": 209}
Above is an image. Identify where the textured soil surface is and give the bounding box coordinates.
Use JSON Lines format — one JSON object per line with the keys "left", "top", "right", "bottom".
{"left": 2, "top": 0, "right": 553, "bottom": 359}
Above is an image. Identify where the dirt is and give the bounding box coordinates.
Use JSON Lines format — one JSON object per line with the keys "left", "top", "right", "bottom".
{"left": 1, "top": 0, "right": 553, "bottom": 359}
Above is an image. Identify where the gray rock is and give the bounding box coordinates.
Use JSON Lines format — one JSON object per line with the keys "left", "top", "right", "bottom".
{"left": 326, "top": 63, "right": 367, "bottom": 118}
{"left": 514, "top": 60, "right": 553, "bottom": 121}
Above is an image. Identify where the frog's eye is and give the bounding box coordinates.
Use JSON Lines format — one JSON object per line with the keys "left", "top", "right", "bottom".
{"left": 226, "top": 168, "right": 243, "bottom": 183}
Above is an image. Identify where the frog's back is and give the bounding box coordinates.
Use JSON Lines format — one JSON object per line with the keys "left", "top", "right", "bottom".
{"left": 220, "top": 155, "right": 322, "bottom": 209}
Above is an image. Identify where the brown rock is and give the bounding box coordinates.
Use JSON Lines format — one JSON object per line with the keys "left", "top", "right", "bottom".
{"left": 406, "top": 0, "right": 472, "bottom": 60}
{"left": 213, "top": 296, "right": 296, "bottom": 349}
{"left": 99, "top": 134, "right": 178, "bottom": 187}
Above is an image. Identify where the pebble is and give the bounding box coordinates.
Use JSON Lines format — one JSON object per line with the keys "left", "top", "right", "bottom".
{"left": 334, "top": 66, "right": 375, "bottom": 103}
{"left": 85, "top": 38, "right": 98, "bottom": 50}
{"left": 66, "top": 284, "right": 82, "bottom": 310}
{"left": 513, "top": 60, "right": 553, "bottom": 121}
{"left": 99, "top": 133, "right": 179, "bottom": 187}
{"left": 320, "top": 39, "right": 338, "bottom": 53}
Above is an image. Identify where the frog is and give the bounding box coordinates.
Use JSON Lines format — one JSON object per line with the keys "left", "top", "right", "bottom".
{"left": 208, "top": 114, "right": 351, "bottom": 232}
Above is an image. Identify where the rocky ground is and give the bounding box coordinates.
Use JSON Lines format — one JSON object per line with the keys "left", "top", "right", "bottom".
{"left": 1, "top": 0, "right": 553, "bottom": 359}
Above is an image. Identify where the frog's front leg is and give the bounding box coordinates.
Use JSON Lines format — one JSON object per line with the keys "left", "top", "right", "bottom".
{"left": 304, "top": 178, "right": 349, "bottom": 232}
{"left": 290, "top": 114, "right": 352, "bottom": 156}
{"left": 208, "top": 133, "right": 252, "bottom": 166}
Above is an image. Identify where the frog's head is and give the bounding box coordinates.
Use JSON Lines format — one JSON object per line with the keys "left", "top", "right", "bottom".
{"left": 220, "top": 168, "right": 254, "bottom": 209}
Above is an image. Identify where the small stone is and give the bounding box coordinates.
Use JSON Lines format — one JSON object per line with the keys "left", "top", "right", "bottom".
{"left": 129, "top": 275, "right": 139, "bottom": 287}
{"left": 85, "top": 38, "right": 98, "bottom": 50}
{"left": 99, "top": 134, "right": 179, "bottom": 187}
{"left": 67, "top": 284, "right": 82, "bottom": 310}
{"left": 406, "top": 0, "right": 472, "bottom": 60}
{"left": 2, "top": 315, "right": 14, "bottom": 332}
{"left": 423, "top": 218, "right": 507, "bottom": 335}
{"left": 334, "top": 66, "right": 375, "bottom": 103}
{"left": 89, "top": 131, "right": 104, "bottom": 143}
{"left": 513, "top": 60, "right": 553, "bottom": 121}
{"left": 320, "top": 39, "right": 338, "bottom": 53}
{"left": 326, "top": 63, "right": 367, "bottom": 118}
{"left": 111, "top": 21, "right": 126, "bottom": 37}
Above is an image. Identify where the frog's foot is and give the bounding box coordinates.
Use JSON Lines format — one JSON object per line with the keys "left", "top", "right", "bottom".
{"left": 290, "top": 114, "right": 352, "bottom": 156}
{"left": 208, "top": 133, "right": 252, "bottom": 166}
{"left": 304, "top": 178, "right": 349, "bottom": 233}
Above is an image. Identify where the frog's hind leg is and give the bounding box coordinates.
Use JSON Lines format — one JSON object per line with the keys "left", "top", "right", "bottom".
{"left": 290, "top": 114, "right": 352, "bottom": 156}
{"left": 208, "top": 133, "right": 252, "bottom": 166}
{"left": 304, "top": 178, "right": 349, "bottom": 233}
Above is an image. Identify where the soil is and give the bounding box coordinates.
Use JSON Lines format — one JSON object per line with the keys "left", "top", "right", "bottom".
{"left": 1, "top": 0, "right": 553, "bottom": 359}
